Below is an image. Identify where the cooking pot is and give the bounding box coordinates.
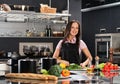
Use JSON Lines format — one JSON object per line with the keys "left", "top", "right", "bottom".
{"left": 41, "top": 57, "right": 57, "bottom": 70}
{"left": 18, "top": 59, "right": 37, "bottom": 73}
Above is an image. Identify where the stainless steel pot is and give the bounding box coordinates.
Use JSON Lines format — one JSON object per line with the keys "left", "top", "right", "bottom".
{"left": 18, "top": 59, "right": 37, "bottom": 73}
{"left": 41, "top": 57, "right": 57, "bottom": 70}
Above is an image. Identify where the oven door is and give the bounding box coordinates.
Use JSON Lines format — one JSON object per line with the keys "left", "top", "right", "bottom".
{"left": 95, "top": 41, "right": 110, "bottom": 62}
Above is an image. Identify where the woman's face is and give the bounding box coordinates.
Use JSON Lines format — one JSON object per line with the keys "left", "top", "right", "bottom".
{"left": 70, "top": 22, "right": 79, "bottom": 36}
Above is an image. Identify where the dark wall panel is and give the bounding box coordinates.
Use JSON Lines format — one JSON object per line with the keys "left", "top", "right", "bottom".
{"left": 0, "top": 0, "right": 67, "bottom": 12}
{"left": 51, "top": 0, "right": 67, "bottom": 12}
{"left": 1, "top": 0, "right": 47, "bottom": 6}
{"left": 69, "top": 0, "right": 81, "bottom": 23}
{"left": 82, "top": 5, "right": 120, "bottom": 59}
{"left": 0, "top": 37, "right": 61, "bottom": 54}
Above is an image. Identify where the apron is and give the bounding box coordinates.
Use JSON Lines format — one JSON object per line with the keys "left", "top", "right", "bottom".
{"left": 60, "top": 43, "right": 82, "bottom": 64}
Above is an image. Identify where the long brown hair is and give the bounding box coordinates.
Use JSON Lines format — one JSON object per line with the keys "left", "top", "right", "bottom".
{"left": 62, "top": 20, "right": 81, "bottom": 47}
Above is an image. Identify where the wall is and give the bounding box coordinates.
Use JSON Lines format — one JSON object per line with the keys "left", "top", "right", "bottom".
{"left": 69, "top": 0, "right": 81, "bottom": 23}
{"left": 0, "top": 0, "right": 67, "bottom": 13}
{"left": 82, "top": 5, "right": 120, "bottom": 62}
{"left": 0, "top": 37, "right": 62, "bottom": 54}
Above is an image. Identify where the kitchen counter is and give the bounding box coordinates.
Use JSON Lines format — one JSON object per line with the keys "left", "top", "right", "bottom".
{"left": 0, "top": 70, "right": 120, "bottom": 84}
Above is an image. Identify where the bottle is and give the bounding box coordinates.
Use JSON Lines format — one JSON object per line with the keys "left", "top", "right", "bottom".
{"left": 45, "top": 25, "right": 49, "bottom": 37}
{"left": 48, "top": 25, "right": 52, "bottom": 37}
{"left": 62, "top": 27, "right": 65, "bottom": 36}
{"left": 94, "top": 56, "right": 100, "bottom": 75}
{"left": 109, "top": 48, "right": 113, "bottom": 63}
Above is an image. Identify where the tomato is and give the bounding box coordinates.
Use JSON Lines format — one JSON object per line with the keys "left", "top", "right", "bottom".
{"left": 109, "top": 64, "right": 114, "bottom": 70}
{"left": 103, "top": 66, "right": 110, "bottom": 72}
{"left": 106, "top": 62, "right": 112, "bottom": 67}
{"left": 90, "top": 65, "right": 95, "bottom": 69}
{"left": 114, "top": 64, "right": 119, "bottom": 70}
{"left": 61, "top": 69, "right": 70, "bottom": 77}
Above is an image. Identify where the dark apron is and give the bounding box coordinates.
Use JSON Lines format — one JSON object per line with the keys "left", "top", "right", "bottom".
{"left": 60, "top": 43, "right": 82, "bottom": 64}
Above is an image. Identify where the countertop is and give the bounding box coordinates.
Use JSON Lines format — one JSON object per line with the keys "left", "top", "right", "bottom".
{"left": 0, "top": 70, "right": 120, "bottom": 84}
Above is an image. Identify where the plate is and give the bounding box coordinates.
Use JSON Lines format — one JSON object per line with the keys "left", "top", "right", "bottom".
{"left": 70, "top": 70, "right": 86, "bottom": 75}
{"left": 70, "top": 68, "right": 87, "bottom": 71}
{"left": 58, "top": 76, "right": 71, "bottom": 79}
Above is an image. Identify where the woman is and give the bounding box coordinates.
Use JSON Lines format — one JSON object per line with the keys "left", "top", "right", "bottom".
{"left": 53, "top": 20, "right": 92, "bottom": 68}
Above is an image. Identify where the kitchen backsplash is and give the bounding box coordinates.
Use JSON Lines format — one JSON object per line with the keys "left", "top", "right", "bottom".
{"left": 0, "top": 21, "right": 65, "bottom": 37}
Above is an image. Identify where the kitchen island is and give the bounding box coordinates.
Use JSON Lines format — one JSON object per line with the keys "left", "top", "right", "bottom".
{"left": 0, "top": 70, "right": 120, "bottom": 84}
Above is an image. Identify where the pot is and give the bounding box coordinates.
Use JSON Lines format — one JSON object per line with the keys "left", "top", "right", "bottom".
{"left": 41, "top": 57, "right": 57, "bottom": 70}
{"left": 18, "top": 59, "right": 37, "bottom": 73}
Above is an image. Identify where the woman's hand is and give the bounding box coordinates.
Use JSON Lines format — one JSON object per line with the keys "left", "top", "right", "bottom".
{"left": 80, "top": 63, "right": 86, "bottom": 68}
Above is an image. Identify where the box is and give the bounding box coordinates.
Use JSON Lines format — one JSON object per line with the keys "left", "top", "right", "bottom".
{"left": 40, "top": 4, "right": 56, "bottom": 13}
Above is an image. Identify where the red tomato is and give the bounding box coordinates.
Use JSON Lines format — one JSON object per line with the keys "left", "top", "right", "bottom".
{"left": 106, "top": 62, "right": 112, "bottom": 67}
{"left": 109, "top": 64, "right": 114, "bottom": 70}
{"left": 114, "top": 64, "right": 119, "bottom": 70}
{"left": 90, "top": 65, "right": 95, "bottom": 69}
{"left": 103, "top": 66, "right": 110, "bottom": 72}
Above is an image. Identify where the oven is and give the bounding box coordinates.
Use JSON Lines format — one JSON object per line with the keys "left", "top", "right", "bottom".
{"left": 95, "top": 35, "right": 111, "bottom": 62}
{"left": 95, "top": 33, "right": 120, "bottom": 63}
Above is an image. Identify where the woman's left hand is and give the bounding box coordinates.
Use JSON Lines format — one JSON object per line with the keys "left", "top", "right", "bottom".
{"left": 80, "top": 63, "right": 86, "bottom": 68}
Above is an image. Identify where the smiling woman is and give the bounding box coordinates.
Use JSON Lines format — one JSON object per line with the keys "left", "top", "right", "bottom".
{"left": 53, "top": 20, "right": 93, "bottom": 68}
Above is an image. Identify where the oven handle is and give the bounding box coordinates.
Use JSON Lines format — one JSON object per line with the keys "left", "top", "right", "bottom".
{"left": 106, "top": 42, "right": 109, "bottom": 58}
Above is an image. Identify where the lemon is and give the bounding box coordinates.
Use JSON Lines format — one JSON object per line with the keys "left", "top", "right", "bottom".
{"left": 60, "top": 63, "right": 66, "bottom": 69}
